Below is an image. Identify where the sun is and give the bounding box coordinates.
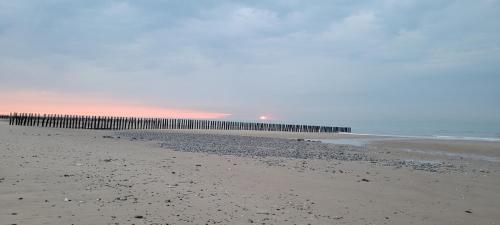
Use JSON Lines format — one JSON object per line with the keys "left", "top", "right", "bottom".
{"left": 259, "top": 115, "right": 268, "bottom": 120}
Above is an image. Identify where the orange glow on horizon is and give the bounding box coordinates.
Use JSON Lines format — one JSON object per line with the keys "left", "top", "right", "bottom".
{"left": 0, "top": 91, "right": 231, "bottom": 119}
{"left": 259, "top": 115, "right": 273, "bottom": 121}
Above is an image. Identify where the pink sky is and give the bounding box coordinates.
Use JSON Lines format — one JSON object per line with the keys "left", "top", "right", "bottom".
{"left": 0, "top": 91, "right": 231, "bottom": 119}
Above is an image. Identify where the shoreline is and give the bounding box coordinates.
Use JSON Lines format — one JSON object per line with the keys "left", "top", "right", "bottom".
{"left": 1, "top": 122, "right": 500, "bottom": 224}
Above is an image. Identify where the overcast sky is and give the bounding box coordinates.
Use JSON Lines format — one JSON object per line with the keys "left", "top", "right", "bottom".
{"left": 1, "top": 0, "right": 499, "bottom": 130}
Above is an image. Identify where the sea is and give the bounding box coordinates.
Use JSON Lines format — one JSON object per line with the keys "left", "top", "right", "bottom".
{"left": 319, "top": 121, "right": 500, "bottom": 162}
{"left": 345, "top": 121, "right": 500, "bottom": 142}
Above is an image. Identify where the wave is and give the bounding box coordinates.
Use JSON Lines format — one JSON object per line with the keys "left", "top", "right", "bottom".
{"left": 348, "top": 133, "right": 500, "bottom": 142}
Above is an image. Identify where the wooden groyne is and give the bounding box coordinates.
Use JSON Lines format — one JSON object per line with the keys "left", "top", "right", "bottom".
{"left": 7, "top": 112, "right": 351, "bottom": 133}
{"left": 0, "top": 115, "right": 9, "bottom": 120}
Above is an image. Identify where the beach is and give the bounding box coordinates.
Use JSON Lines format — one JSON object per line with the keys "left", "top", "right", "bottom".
{"left": 1, "top": 121, "right": 499, "bottom": 225}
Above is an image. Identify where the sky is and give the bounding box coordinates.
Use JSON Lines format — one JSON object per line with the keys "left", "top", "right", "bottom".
{"left": 1, "top": 0, "right": 499, "bottom": 133}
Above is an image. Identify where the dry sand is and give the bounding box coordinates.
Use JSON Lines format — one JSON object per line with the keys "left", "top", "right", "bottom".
{"left": 1, "top": 121, "right": 500, "bottom": 225}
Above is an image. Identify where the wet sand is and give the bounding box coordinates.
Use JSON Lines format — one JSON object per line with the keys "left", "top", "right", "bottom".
{"left": 1, "top": 121, "right": 499, "bottom": 225}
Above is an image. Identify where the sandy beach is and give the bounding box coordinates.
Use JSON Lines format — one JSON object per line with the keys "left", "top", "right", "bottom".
{"left": 1, "top": 121, "right": 500, "bottom": 225}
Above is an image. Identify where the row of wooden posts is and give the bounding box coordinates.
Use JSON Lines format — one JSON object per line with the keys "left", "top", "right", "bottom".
{"left": 7, "top": 112, "right": 351, "bottom": 133}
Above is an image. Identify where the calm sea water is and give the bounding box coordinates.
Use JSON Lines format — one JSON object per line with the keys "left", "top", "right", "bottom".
{"left": 348, "top": 121, "right": 500, "bottom": 142}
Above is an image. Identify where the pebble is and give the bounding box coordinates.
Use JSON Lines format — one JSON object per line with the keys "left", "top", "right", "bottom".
{"left": 116, "top": 131, "right": 456, "bottom": 173}
{"left": 118, "top": 131, "right": 368, "bottom": 161}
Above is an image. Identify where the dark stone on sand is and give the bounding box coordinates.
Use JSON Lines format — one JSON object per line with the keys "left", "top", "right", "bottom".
{"left": 465, "top": 210, "right": 472, "bottom": 214}
{"left": 134, "top": 215, "right": 144, "bottom": 219}
{"left": 361, "top": 178, "right": 370, "bottom": 182}
{"left": 102, "top": 135, "right": 114, "bottom": 138}
{"left": 116, "top": 130, "right": 458, "bottom": 173}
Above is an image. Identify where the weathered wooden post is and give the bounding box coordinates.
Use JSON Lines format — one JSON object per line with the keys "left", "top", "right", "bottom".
{"left": 57, "top": 114, "right": 61, "bottom": 128}
{"left": 63, "top": 115, "right": 67, "bottom": 128}
{"left": 96, "top": 116, "right": 101, "bottom": 129}
{"left": 47, "top": 114, "right": 52, "bottom": 128}
{"left": 53, "top": 114, "right": 57, "bottom": 128}
{"left": 58, "top": 114, "right": 62, "bottom": 128}
{"left": 46, "top": 114, "right": 50, "bottom": 127}
{"left": 40, "top": 114, "right": 45, "bottom": 127}
{"left": 79, "top": 115, "right": 83, "bottom": 129}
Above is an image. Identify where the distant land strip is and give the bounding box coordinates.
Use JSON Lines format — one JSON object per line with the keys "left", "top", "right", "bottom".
{"left": 5, "top": 112, "right": 351, "bottom": 133}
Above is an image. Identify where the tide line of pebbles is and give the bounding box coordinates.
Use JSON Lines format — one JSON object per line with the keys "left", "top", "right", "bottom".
{"left": 117, "top": 131, "right": 459, "bottom": 173}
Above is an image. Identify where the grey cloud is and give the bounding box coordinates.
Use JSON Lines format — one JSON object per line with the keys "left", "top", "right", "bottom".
{"left": 1, "top": 0, "right": 499, "bottom": 128}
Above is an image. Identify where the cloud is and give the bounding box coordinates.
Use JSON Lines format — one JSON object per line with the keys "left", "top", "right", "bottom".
{"left": 323, "top": 11, "right": 379, "bottom": 41}
{"left": 0, "top": 0, "right": 499, "bottom": 125}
